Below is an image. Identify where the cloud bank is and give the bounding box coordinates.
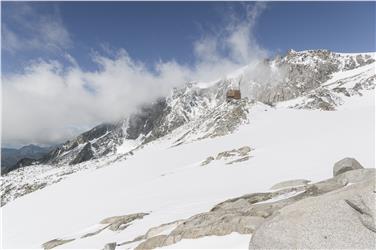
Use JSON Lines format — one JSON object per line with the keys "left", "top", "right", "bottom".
{"left": 2, "top": 3, "right": 269, "bottom": 147}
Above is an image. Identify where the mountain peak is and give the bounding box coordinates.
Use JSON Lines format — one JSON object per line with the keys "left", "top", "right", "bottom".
{"left": 4, "top": 49, "right": 375, "bottom": 172}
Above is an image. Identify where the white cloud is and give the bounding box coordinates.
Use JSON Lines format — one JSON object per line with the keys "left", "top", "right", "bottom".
{"left": 2, "top": 3, "right": 271, "bottom": 147}
{"left": 2, "top": 52, "right": 192, "bottom": 146}
{"left": 1, "top": 3, "right": 72, "bottom": 53}
{"left": 191, "top": 2, "right": 269, "bottom": 81}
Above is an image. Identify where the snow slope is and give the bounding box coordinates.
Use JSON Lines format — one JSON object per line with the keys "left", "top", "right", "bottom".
{"left": 9, "top": 50, "right": 372, "bottom": 170}
{"left": 2, "top": 87, "right": 374, "bottom": 249}
{"left": 1, "top": 51, "right": 375, "bottom": 249}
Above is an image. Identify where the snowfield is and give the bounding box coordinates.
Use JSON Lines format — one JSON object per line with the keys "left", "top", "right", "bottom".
{"left": 2, "top": 88, "right": 374, "bottom": 249}
{"left": 1, "top": 52, "right": 375, "bottom": 249}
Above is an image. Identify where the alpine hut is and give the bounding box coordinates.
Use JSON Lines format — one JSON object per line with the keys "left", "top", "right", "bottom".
{"left": 226, "top": 78, "right": 242, "bottom": 101}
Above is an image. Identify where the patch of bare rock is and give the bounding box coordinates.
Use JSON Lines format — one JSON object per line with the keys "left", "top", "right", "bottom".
{"left": 42, "top": 213, "right": 148, "bottom": 249}
{"left": 200, "top": 146, "right": 253, "bottom": 166}
{"left": 123, "top": 157, "right": 375, "bottom": 250}
{"left": 270, "top": 179, "right": 311, "bottom": 190}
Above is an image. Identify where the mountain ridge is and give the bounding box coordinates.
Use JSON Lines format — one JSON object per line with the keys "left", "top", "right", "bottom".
{"left": 1, "top": 48, "right": 374, "bottom": 248}
{"left": 1, "top": 144, "right": 54, "bottom": 175}
{"left": 4, "top": 49, "right": 375, "bottom": 174}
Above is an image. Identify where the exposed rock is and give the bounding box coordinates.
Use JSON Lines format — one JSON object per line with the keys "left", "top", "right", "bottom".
{"left": 249, "top": 177, "right": 376, "bottom": 249}
{"left": 291, "top": 88, "right": 341, "bottom": 111}
{"left": 345, "top": 198, "right": 376, "bottom": 233}
{"left": 135, "top": 235, "right": 168, "bottom": 250}
{"left": 333, "top": 86, "right": 350, "bottom": 96}
{"left": 81, "top": 225, "right": 109, "bottom": 238}
{"left": 1, "top": 144, "right": 53, "bottom": 175}
{"left": 24, "top": 50, "right": 374, "bottom": 168}
{"left": 127, "top": 99, "right": 168, "bottom": 143}
{"left": 100, "top": 213, "right": 149, "bottom": 231}
{"left": 118, "top": 235, "right": 146, "bottom": 246}
{"left": 237, "top": 146, "right": 252, "bottom": 155}
{"left": 210, "top": 186, "right": 305, "bottom": 213}
{"left": 42, "top": 238, "right": 75, "bottom": 249}
{"left": 334, "top": 168, "right": 374, "bottom": 185}
{"left": 42, "top": 122, "right": 125, "bottom": 165}
{"left": 173, "top": 98, "right": 251, "bottom": 144}
{"left": 226, "top": 156, "right": 250, "bottom": 165}
{"left": 216, "top": 146, "right": 251, "bottom": 160}
{"left": 145, "top": 220, "right": 185, "bottom": 238}
{"left": 12, "top": 158, "right": 39, "bottom": 170}
{"left": 43, "top": 213, "right": 148, "bottom": 249}
{"left": 201, "top": 146, "right": 253, "bottom": 166}
{"left": 200, "top": 156, "right": 214, "bottom": 166}
{"left": 133, "top": 162, "right": 374, "bottom": 250}
{"left": 103, "top": 242, "right": 117, "bottom": 250}
{"left": 134, "top": 187, "right": 305, "bottom": 249}
{"left": 139, "top": 213, "right": 264, "bottom": 248}
{"left": 70, "top": 143, "right": 94, "bottom": 165}
{"left": 119, "top": 220, "right": 185, "bottom": 247}
{"left": 270, "top": 179, "right": 311, "bottom": 190}
{"left": 333, "top": 157, "right": 363, "bottom": 176}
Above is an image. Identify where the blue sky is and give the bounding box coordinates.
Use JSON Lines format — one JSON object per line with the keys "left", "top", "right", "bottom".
{"left": 1, "top": 1, "right": 375, "bottom": 147}
{"left": 2, "top": 2, "right": 375, "bottom": 73}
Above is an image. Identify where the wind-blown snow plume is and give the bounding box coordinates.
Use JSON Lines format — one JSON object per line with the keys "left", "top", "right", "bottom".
{"left": 2, "top": 3, "right": 273, "bottom": 147}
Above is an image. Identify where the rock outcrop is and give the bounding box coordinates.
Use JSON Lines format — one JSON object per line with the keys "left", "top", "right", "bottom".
{"left": 333, "top": 157, "right": 364, "bottom": 176}
{"left": 270, "top": 179, "right": 310, "bottom": 190}
{"left": 42, "top": 212, "right": 148, "bottom": 249}
{"left": 201, "top": 146, "right": 253, "bottom": 166}
{"left": 100, "top": 213, "right": 149, "bottom": 231}
{"left": 249, "top": 174, "right": 375, "bottom": 249}
{"left": 129, "top": 158, "right": 375, "bottom": 250}
{"left": 42, "top": 239, "right": 75, "bottom": 250}
{"left": 70, "top": 143, "right": 94, "bottom": 165}
{"left": 103, "top": 242, "right": 116, "bottom": 250}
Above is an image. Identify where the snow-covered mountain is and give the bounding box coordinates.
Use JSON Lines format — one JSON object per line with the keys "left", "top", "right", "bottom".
{"left": 1, "top": 49, "right": 375, "bottom": 249}
{"left": 1, "top": 144, "right": 53, "bottom": 174}
{"left": 17, "top": 50, "right": 375, "bottom": 168}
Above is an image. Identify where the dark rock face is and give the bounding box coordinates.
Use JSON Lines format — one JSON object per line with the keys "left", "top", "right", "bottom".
{"left": 13, "top": 158, "right": 39, "bottom": 169}
{"left": 70, "top": 143, "right": 94, "bottom": 165}
{"left": 40, "top": 122, "right": 125, "bottom": 165}
{"left": 103, "top": 242, "right": 117, "bottom": 250}
{"left": 1, "top": 145, "right": 53, "bottom": 175}
{"left": 126, "top": 98, "right": 168, "bottom": 141}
